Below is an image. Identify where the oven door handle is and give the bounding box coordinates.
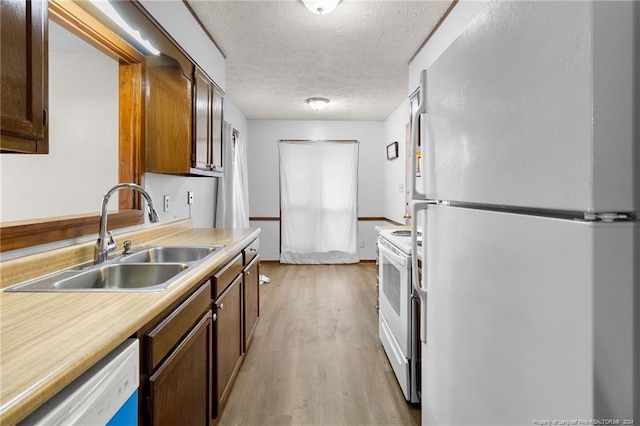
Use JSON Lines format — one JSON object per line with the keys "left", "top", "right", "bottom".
{"left": 412, "top": 200, "right": 436, "bottom": 343}
{"left": 379, "top": 243, "right": 408, "bottom": 267}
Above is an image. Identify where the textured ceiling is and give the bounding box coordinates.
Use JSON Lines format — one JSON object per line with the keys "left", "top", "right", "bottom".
{"left": 186, "top": 0, "right": 454, "bottom": 121}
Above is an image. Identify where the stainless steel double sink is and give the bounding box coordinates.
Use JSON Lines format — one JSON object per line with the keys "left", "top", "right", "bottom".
{"left": 6, "top": 245, "right": 225, "bottom": 293}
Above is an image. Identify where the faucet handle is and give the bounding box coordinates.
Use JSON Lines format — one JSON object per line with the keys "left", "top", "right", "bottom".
{"left": 123, "top": 240, "right": 133, "bottom": 255}
{"left": 106, "top": 231, "right": 117, "bottom": 252}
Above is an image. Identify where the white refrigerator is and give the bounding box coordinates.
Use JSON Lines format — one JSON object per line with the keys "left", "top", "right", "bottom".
{"left": 410, "top": 1, "right": 638, "bottom": 425}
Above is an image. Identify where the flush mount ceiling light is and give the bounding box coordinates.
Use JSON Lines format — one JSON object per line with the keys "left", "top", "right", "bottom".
{"left": 307, "top": 97, "right": 330, "bottom": 110}
{"left": 301, "top": 0, "right": 341, "bottom": 15}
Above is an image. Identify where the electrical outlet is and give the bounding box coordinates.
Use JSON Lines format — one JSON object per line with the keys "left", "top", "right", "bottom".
{"left": 187, "top": 191, "right": 194, "bottom": 205}
{"left": 163, "top": 195, "right": 170, "bottom": 212}
{"left": 359, "top": 240, "right": 365, "bottom": 248}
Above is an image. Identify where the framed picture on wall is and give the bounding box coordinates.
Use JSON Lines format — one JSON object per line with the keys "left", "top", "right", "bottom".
{"left": 386, "top": 141, "right": 399, "bottom": 160}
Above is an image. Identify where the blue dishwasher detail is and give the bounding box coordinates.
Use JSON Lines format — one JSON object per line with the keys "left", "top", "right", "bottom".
{"left": 20, "top": 339, "right": 139, "bottom": 425}
{"left": 107, "top": 390, "right": 138, "bottom": 426}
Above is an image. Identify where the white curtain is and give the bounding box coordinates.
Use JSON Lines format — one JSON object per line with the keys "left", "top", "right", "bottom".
{"left": 216, "top": 122, "right": 249, "bottom": 228}
{"left": 279, "top": 140, "right": 359, "bottom": 264}
{"left": 232, "top": 131, "right": 249, "bottom": 228}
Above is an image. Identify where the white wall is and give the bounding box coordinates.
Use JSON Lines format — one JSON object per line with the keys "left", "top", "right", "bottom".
{"left": 383, "top": 100, "right": 410, "bottom": 224}
{"left": 247, "top": 120, "right": 385, "bottom": 260}
{"left": 223, "top": 98, "right": 249, "bottom": 138}
{"left": 408, "top": 0, "right": 489, "bottom": 92}
{"left": 0, "top": 49, "right": 118, "bottom": 222}
{"left": 143, "top": 173, "right": 217, "bottom": 228}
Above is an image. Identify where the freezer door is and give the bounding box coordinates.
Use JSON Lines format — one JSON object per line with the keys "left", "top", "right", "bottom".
{"left": 424, "top": 0, "right": 638, "bottom": 212}
{"left": 420, "top": 204, "right": 637, "bottom": 425}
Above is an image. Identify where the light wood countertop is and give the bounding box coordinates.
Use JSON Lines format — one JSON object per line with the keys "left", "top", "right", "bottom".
{"left": 0, "top": 225, "right": 260, "bottom": 425}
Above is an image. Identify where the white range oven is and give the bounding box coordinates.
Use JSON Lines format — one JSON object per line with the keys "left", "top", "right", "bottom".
{"left": 377, "top": 229, "right": 421, "bottom": 404}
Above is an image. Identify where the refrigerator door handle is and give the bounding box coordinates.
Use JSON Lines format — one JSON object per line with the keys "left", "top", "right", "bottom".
{"left": 411, "top": 69, "right": 428, "bottom": 200}
{"left": 412, "top": 200, "right": 436, "bottom": 343}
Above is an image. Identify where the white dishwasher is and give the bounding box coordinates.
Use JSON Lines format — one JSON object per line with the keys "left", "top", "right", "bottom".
{"left": 20, "top": 339, "right": 139, "bottom": 426}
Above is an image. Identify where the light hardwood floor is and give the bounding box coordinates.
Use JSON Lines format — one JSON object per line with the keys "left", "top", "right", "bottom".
{"left": 217, "top": 263, "right": 421, "bottom": 426}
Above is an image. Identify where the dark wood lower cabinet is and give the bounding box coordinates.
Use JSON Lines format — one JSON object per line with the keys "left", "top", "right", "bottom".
{"left": 243, "top": 256, "right": 260, "bottom": 351}
{"left": 148, "top": 311, "right": 212, "bottom": 426}
{"left": 140, "top": 244, "right": 260, "bottom": 423}
{"left": 214, "top": 274, "right": 243, "bottom": 417}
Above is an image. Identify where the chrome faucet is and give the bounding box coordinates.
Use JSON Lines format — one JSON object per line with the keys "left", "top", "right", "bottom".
{"left": 95, "top": 183, "right": 159, "bottom": 264}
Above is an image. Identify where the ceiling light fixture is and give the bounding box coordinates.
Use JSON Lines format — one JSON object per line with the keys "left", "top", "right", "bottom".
{"left": 301, "top": 0, "right": 341, "bottom": 15}
{"left": 307, "top": 97, "right": 330, "bottom": 110}
{"left": 89, "top": 0, "right": 160, "bottom": 55}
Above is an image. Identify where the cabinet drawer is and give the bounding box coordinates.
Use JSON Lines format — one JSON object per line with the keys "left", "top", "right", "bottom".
{"left": 213, "top": 253, "right": 242, "bottom": 298}
{"left": 243, "top": 239, "right": 259, "bottom": 265}
{"left": 145, "top": 281, "right": 211, "bottom": 372}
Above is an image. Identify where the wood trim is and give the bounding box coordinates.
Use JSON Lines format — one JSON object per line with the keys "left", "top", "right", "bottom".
{"left": 118, "top": 62, "right": 144, "bottom": 210}
{"left": 279, "top": 139, "right": 357, "bottom": 144}
{"left": 249, "top": 217, "right": 399, "bottom": 223}
{"left": 257, "top": 259, "right": 377, "bottom": 264}
{"left": 0, "top": 211, "right": 144, "bottom": 253}
{"left": 381, "top": 218, "right": 405, "bottom": 226}
{"left": 249, "top": 217, "right": 280, "bottom": 222}
{"left": 181, "top": 0, "right": 226, "bottom": 59}
{"left": 408, "top": 0, "right": 459, "bottom": 64}
{"left": 48, "top": 0, "right": 144, "bottom": 64}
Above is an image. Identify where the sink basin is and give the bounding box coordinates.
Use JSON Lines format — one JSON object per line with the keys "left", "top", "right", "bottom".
{"left": 5, "top": 244, "right": 225, "bottom": 293}
{"left": 57, "top": 263, "right": 188, "bottom": 290}
{"left": 120, "top": 245, "right": 223, "bottom": 264}
{"left": 6, "top": 263, "right": 189, "bottom": 293}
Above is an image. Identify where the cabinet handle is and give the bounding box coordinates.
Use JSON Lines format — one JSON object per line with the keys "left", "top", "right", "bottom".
{"left": 216, "top": 303, "right": 224, "bottom": 310}
{"left": 213, "top": 312, "right": 217, "bottom": 322}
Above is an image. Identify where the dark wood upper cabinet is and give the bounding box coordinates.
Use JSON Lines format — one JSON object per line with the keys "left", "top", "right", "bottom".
{"left": 193, "top": 68, "right": 212, "bottom": 171}
{"left": 210, "top": 83, "right": 224, "bottom": 172}
{"left": 192, "top": 67, "right": 224, "bottom": 176}
{"left": 1, "top": 0, "right": 48, "bottom": 154}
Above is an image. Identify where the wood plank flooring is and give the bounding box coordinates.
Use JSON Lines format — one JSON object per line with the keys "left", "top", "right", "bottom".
{"left": 217, "top": 263, "right": 421, "bottom": 426}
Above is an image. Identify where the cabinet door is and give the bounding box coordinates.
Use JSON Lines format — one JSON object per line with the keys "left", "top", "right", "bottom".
{"left": 145, "top": 54, "right": 192, "bottom": 174}
{"left": 214, "top": 274, "right": 242, "bottom": 416}
{"left": 243, "top": 256, "right": 260, "bottom": 351}
{"left": 193, "top": 68, "right": 211, "bottom": 171}
{"left": 210, "top": 85, "right": 224, "bottom": 171}
{"left": 149, "top": 312, "right": 212, "bottom": 426}
{"left": 0, "top": 0, "right": 48, "bottom": 153}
